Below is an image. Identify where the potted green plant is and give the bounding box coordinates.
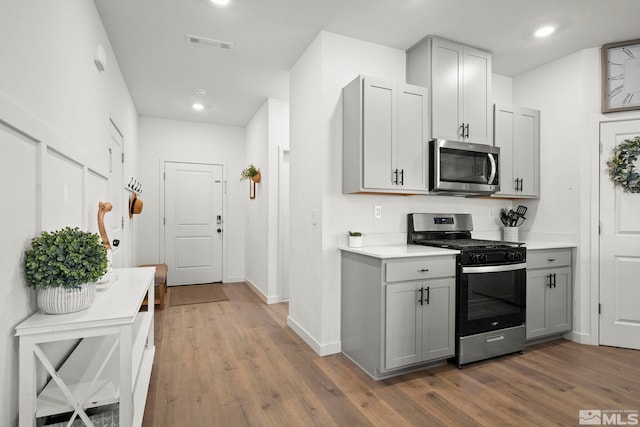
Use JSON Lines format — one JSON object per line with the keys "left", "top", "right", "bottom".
{"left": 240, "top": 164, "right": 261, "bottom": 183}
{"left": 348, "top": 231, "right": 363, "bottom": 248}
{"left": 24, "top": 227, "right": 108, "bottom": 314}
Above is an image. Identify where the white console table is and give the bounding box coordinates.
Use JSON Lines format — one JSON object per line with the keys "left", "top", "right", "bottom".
{"left": 16, "top": 267, "right": 156, "bottom": 427}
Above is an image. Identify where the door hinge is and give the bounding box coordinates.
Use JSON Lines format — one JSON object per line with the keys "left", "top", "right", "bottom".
{"left": 121, "top": 216, "right": 125, "bottom": 229}
{"left": 121, "top": 152, "right": 125, "bottom": 163}
{"left": 163, "top": 217, "right": 166, "bottom": 226}
{"left": 598, "top": 303, "right": 601, "bottom": 314}
{"left": 598, "top": 221, "right": 602, "bottom": 235}
{"left": 163, "top": 172, "right": 166, "bottom": 180}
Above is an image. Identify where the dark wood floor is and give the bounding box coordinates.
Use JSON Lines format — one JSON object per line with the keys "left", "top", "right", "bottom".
{"left": 143, "top": 282, "right": 640, "bottom": 427}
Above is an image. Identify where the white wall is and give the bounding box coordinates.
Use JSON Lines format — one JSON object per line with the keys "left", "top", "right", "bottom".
{"left": 512, "top": 47, "right": 640, "bottom": 345}
{"left": 289, "top": 31, "right": 512, "bottom": 355}
{"left": 244, "top": 99, "right": 289, "bottom": 301}
{"left": 137, "top": 117, "right": 246, "bottom": 282}
{"left": 0, "top": 1, "right": 138, "bottom": 425}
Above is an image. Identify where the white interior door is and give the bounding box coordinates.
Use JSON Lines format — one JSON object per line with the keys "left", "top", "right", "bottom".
{"left": 108, "top": 120, "right": 124, "bottom": 267}
{"left": 165, "top": 162, "right": 223, "bottom": 286}
{"left": 599, "top": 119, "right": 640, "bottom": 350}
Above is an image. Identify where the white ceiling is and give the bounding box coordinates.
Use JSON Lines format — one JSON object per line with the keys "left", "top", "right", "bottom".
{"left": 94, "top": 0, "right": 640, "bottom": 127}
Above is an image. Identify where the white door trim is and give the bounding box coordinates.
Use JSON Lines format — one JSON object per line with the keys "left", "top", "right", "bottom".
{"left": 159, "top": 158, "right": 228, "bottom": 283}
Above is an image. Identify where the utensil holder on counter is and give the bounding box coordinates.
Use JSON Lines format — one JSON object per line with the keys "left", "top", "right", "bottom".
{"left": 503, "top": 227, "right": 519, "bottom": 242}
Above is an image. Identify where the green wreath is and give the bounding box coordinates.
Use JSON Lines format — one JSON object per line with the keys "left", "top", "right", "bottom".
{"left": 607, "top": 137, "right": 640, "bottom": 193}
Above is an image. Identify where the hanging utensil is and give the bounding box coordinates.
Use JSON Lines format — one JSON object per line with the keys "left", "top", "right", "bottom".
{"left": 500, "top": 209, "right": 510, "bottom": 227}
{"left": 513, "top": 205, "right": 527, "bottom": 227}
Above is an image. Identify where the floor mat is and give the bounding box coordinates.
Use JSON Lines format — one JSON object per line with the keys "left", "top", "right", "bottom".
{"left": 170, "top": 283, "right": 228, "bottom": 306}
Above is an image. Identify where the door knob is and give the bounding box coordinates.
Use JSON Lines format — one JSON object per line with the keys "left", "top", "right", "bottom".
{"left": 112, "top": 239, "right": 120, "bottom": 247}
{"left": 217, "top": 228, "right": 222, "bottom": 233}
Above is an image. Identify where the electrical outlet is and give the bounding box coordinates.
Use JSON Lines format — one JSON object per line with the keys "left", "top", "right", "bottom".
{"left": 374, "top": 205, "right": 382, "bottom": 219}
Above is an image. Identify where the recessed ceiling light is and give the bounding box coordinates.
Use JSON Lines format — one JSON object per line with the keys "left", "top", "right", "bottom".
{"left": 534, "top": 26, "right": 555, "bottom": 38}
{"left": 211, "top": 0, "right": 230, "bottom": 5}
{"left": 192, "top": 103, "right": 204, "bottom": 111}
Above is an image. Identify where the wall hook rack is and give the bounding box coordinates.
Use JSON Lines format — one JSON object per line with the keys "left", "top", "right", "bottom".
{"left": 125, "top": 177, "right": 142, "bottom": 194}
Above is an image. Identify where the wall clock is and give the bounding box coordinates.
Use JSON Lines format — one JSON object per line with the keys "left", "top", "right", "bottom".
{"left": 602, "top": 39, "right": 640, "bottom": 113}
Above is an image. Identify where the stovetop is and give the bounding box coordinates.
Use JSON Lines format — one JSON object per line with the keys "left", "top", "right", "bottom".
{"left": 414, "top": 238, "right": 524, "bottom": 250}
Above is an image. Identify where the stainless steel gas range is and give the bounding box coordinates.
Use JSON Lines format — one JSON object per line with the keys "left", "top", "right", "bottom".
{"left": 408, "top": 213, "right": 526, "bottom": 367}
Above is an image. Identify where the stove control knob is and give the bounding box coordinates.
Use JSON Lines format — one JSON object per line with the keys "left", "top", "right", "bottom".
{"left": 469, "top": 252, "right": 487, "bottom": 263}
{"left": 506, "top": 251, "right": 522, "bottom": 261}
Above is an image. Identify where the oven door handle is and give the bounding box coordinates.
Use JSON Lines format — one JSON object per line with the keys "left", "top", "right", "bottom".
{"left": 462, "top": 263, "right": 527, "bottom": 274}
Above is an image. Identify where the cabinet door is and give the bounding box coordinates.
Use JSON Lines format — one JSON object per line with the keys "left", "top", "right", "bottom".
{"left": 514, "top": 108, "right": 540, "bottom": 197}
{"left": 493, "top": 104, "right": 540, "bottom": 198}
{"left": 462, "top": 47, "right": 492, "bottom": 145}
{"left": 526, "top": 270, "right": 549, "bottom": 339}
{"left": 385, "top": 281, "right": 421, "bottom": 370}
{"left": 548, "top": 267, "right": 572, "bottom": 335}
{"left": 494, "top": 105, "right": 516, "bottom": 196}
{"left": 396, "top": 84, "right": 428, "bottom": 191}
{"left": 430, "top": 38, "right": 463, "bottom": 141}
{"left": 363, "top": 78, "right": 395, "bottom": 190}
{"left": 421, "top": 277, "right": 455, "bottom": 361}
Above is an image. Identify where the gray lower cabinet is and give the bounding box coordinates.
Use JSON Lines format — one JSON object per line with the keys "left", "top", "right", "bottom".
{"left": 385, "top": 277, "right": 455, "bottom": 370}
{"left": 526, "top": 249, "right": 573, "bottom": 341}
{"left": 341, "top": 251, "right": 455, "bottom": 380}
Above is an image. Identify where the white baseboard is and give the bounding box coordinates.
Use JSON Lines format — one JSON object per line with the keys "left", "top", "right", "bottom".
{"left": 244, "top": 278, "right": 282, "bottom": 304}
{"left": 286, "top": 315, "right": 341, "bottom": 356}
{"left": 564, "top": 330, "right": 596, "bottom": 345}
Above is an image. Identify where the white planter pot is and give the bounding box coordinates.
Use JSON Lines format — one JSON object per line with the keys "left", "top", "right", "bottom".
{"left": 37, "top": 283, "right": 96, "bottom": 314}
{"left": 503, "top": 227, "right": 519, "bottom": 242}
{"left": 348, "top": 235, "right": 363, "bottom": 247}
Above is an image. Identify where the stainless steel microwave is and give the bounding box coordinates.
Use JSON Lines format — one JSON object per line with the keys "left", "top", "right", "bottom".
{"left": 429, "top": 139, "right": 500, "bottom": 195}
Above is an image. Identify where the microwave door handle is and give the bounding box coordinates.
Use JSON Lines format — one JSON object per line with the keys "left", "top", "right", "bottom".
{"left": 488, "top": 153, "right": 497, "bottom": 185}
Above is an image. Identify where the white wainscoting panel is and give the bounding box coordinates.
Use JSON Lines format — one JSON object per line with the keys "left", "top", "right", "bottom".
{"left": 86, "top": 168, "right": 109, "bottom": 235}
{"left": 43, "top": 147, "right": 83, "bottom": 230}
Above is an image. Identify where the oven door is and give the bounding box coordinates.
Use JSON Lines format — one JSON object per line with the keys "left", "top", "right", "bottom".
{"left": 457, "top": 263, "right": 526, "bottom": 336}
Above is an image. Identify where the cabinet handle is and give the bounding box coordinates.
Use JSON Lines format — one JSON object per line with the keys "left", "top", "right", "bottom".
{"left": 514, "top": 178, "right": 519, "bottom": 192}
{"left": 425, "top": 286, "right": 430, "bottom": 305}
{"left": 459, "top": 123, "right": 466, "bottom": 138}
{"left": 418, "top": 287, "right": 424, "bottom": 305}
{"left": 548, "top": 258, "right": 556, "bottom": 262}
{"left": 552, "top": 273, "right": 557, "bottom": 288}
{"left": 399, "top": 169, "right": 404, "bottom": 185}
{"left": 392, "top": 169, "right": 398, "bottom": 185}
{"left": 547, "top": 274, "right": 552, "bottom": 288}
{"left": 419, "top": 268, "right": 430, "bottom": 272}
{"left": 465, "top": 123, "right": 470, "bottom": 138}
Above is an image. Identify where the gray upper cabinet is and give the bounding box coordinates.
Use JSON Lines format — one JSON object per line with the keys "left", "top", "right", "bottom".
{"left": 343, "top": 75, "right": 428, "bottom": 194}
{"left": 407, "top": 36, "right": 492, "bottom": 145}
{"left": 493, "top": 104, "right": 540, "bottom": 198}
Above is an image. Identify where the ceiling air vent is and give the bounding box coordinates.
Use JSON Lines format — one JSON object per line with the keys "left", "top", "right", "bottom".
{"left": 185, "top": 34, "right": 233, "bottom": 50}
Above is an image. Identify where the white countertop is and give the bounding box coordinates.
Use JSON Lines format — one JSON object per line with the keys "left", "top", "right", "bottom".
{"left": 340, "top": 241, "right": 576, "bottom": 259}
{"left": 523, "top": 241, "right": 577, "bottom": 250}
{"left": 340, "top": 244, "right": 459, "bottom": 259}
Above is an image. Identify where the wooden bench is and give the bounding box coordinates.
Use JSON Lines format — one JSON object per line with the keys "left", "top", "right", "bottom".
{"left": 139, "top": 263, "right": 168, "bottom": 310}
